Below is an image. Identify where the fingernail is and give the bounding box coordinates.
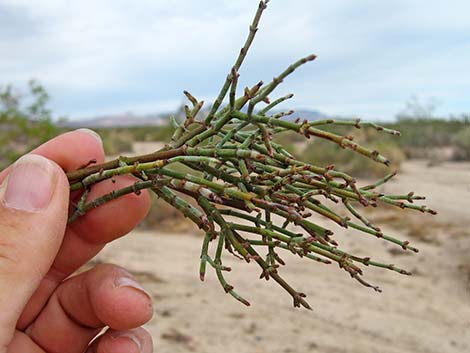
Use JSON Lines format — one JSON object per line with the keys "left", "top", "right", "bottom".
{"left": 111, "top": 330, "right": 142, "bottom": 352}
{"left": 76, "top": 128, "right": 103, "bottom": 147}
{"left": 2, "top": 155, "right": 56, "bottom": 212}
{"left": 116, "top": 276, "right": 152, "bottom": 301}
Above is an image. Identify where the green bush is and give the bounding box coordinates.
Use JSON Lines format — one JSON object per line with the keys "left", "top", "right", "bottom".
{"left": 387, "top": 118, "right": 466, "bottom": 148}
{"left": 451, "top": 127, "right": 470, "bottom": 161}
{"left": 96, "top": 125, "right": 174, "bottom": 143}
{"left": 302, "top": 129, "right": 405, "bottom": 178}
{"left": 0, "top": 81, "right": 60, "bottom": 169}
{"left": 102, "top": 134, "right": 134, "bottom": 155}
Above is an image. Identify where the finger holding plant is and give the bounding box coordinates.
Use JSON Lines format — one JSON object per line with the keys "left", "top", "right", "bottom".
{"left": 66, "top": 0, "right": 436, "bottom": 310}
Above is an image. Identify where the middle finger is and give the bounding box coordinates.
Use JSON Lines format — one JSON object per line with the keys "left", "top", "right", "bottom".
{"left": 25, "top": 263, "right": 153, "bottom": 353}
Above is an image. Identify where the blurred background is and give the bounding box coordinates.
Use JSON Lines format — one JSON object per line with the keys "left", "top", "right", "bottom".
{"left": 1, "top": 1, "right": 469, "bottom": 352}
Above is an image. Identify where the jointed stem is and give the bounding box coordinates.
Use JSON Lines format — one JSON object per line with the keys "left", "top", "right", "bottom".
{"left": 65, "top": 0, "right": 435, "bottom": 310}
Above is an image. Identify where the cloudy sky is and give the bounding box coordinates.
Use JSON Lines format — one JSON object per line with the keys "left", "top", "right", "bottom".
{"left": 1, "top": 0, "right": 469, "bottom": 121}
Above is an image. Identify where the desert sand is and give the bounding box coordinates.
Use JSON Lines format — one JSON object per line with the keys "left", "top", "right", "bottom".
{"left": 91, "top": 160, "right": 470, "bottom": 353}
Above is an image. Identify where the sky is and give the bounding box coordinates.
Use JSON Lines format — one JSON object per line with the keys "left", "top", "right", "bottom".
{"left": 1, "top": 0, "right": 469, "bottom": 121}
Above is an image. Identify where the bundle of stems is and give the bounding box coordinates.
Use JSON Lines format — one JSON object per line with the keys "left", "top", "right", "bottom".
{"left": 66, "top": 1, "right": 436, "bottom": 310}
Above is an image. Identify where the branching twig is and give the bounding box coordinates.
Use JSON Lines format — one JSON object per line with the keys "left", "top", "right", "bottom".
{"left": 65, "top": 1, "right": 435, "bottom": 310}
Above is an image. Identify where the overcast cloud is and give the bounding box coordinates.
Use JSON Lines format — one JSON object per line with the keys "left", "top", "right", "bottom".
{"left": 1, "top": 0, "right": 469, "bottom": 120}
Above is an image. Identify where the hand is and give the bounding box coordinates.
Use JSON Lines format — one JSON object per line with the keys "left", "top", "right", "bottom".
{"left": 0, "top": 129, "right": 153, "bottom": 352}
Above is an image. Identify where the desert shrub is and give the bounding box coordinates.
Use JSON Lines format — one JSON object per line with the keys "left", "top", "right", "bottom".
{"left": 94, "top": 125, "right": 175, "bottom": 156}
{"left": 135, "top": 125, "right": 174, "bottom": 142}
{"left": 103, "top": 125, "right": 175, "bottom": 143}
{"left": 451, "top": 127, "right": 470, "bottom": 161}
{"left": 103, "top": 135, "right": 134, "bottom": 155}
{"left": 0, "top": 81, "right": 60, "bottom": 169}
{"left": 92, "top": 128, "right": 135, "bottom": 155}
{"left": 385, "top": 107, "right": 470, "bottom": 159}
{"left": 387, "top": 118, "right": 465, "bottom": 149}
{"left": 302, "top": 129, "right": 405, "bottom": 178}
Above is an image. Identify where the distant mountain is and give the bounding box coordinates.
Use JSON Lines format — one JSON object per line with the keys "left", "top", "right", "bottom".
{"left": 61, "top": 112, "right": 169, "bottom": 128}
{"left": 61, "top": 108, "right": 327, "bottom": 128}
{"left": 238, "top": 106, "right": 327, "bottom": 121}
{"left": 278, "top": 109, "right": 327, "bottom": 122}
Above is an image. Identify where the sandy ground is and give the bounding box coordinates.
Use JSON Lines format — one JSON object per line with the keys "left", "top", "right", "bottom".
{"left": 91, "top": 160, "right": 470, "bottom": 353}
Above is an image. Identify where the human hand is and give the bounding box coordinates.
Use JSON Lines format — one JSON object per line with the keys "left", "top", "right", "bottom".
{"left": 0, "top": 129, "right": 153, "bottom": 352}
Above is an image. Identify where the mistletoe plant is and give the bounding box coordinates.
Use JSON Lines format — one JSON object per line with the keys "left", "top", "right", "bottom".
{"left": 67, "top": 1, "right": 436, "bottom": 310}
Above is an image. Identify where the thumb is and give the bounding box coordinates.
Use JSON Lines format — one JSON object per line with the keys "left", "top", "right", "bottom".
{"left": 0, "top": 154, "right": 69, "bottom": 349}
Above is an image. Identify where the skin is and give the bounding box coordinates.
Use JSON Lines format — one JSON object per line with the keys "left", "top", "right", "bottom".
{"left": 0, "top": 130, "right": 154, "bottom": 352}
